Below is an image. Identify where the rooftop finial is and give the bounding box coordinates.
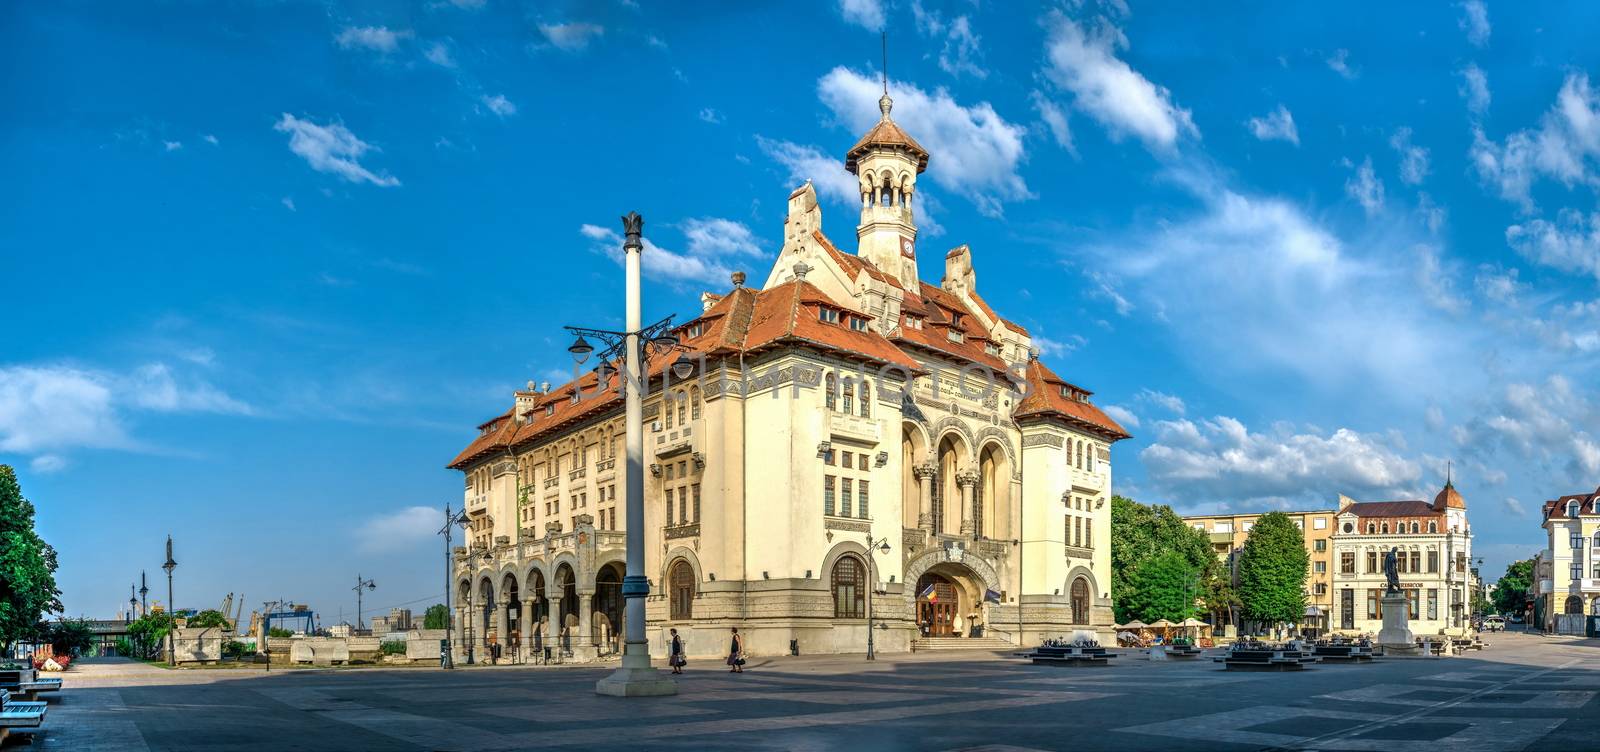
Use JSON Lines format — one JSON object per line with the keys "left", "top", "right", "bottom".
{"left": 879, "top": 31, "right": 893, "bottom": 120}
{"left": 731, "top": 270, "right": 746, "bottom": 288}
{"left": 793, "top": 261, "right": 812, "bottom": 281}
{"left": 1445, "top": 460, "right": 1452, "bottom": 487}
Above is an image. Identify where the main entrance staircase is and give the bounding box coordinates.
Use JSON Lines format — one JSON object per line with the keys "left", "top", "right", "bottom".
{"left": 910, "top": 636, "right": 1016, "bottom": 652}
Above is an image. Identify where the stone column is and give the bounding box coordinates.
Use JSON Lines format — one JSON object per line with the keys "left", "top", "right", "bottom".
{"left": 915, "top": 462, "right": 936, "bottom": 530}
{"left": 520, "top": 599, "right": 535, "bottom": 662}
{"left": 578, "top": 593, "right": 595, "bottom": 646}
{"left": 549, "top": 597, "right": 564, "bottom": 656}
{"left": 493, "top": 595, "right": 508, "bottom": 659}
{"left": 957, "top": 471, "right": 977, "bottom": 537}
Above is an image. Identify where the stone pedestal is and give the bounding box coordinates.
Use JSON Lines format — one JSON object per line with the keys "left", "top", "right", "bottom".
{"left": 172, "top": 627, "right": 223, "bottom": 664}
{"left": 1377, "top": 591, "right": 1416, "bottom": 653}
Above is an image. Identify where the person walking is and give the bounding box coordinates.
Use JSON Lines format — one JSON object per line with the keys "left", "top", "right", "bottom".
{"left": 668, "top": 628, "right": 686, "bottom": 674}
{"left": 727, "top": 627, "right": 745, "bottom": 673}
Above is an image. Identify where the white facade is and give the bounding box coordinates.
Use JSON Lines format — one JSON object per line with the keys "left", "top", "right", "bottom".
{"left": 1329, "top": 485, "right": 1474, "bottom": 636}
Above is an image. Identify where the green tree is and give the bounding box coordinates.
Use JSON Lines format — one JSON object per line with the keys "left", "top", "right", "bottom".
{"left": 423, "top": 604, "right": 450, "bottom": 630}
{"left": 126, "top": 612, "right": 175, "bottom": 659}
{"left": 1198, "top": 564, "right": 1241, "bottom": 626}
{"left": 1109, "top": 495, "right": 1213, "bottom": 622}
{"left": 46, "top": 618, "right": 95, "bottom": 656}
{"left": 1490, "top": 558, "right": 1535, "bottom": 615}
{"left": 0, "top": 466, "right": 62, "bottom": 654}
{"left": 187, "top": 609, "right": 232, "bottom": 630}
{"left": 1119, "top": 551, "right": 1199, "bottom": 622}
{"left": 1236, "top": 512, "right": 1309, "bottom": 626}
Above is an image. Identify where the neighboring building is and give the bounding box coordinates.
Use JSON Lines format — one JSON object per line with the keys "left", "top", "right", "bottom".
{"left": 1182, "top": 509, "right": 1337, "bottom": 634}
{"left": 444, "top": 91, "right": 1130, "bottom": 660}
{"left": 1537, "top": 486, "right": 1600, "bottom": 632}
{"left": 370, "top": 608, "right": 413, "bottom": 634}
{"left": 1329, "top": 481, "right": 1475, "bottom": 636}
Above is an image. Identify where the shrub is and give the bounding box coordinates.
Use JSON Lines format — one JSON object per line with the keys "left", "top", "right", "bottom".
{"left": 267, "top": 627, "right": 294, "bottom": 639}
{"left": 379, "top": 640, "right": 407, "bottom": 656}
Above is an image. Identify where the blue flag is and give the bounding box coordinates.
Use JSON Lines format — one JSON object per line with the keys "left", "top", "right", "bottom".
{"left": 984, "top": 589, "right": 1002, "bottom": 603}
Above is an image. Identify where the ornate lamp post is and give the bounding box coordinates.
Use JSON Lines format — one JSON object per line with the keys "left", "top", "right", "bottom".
{"left": 865, "top": 537, "right": 891, "bottom": 660}
{"left": 592, "top": 212, "right": 682, "bottom": 697}
{"left": 353, "top": 575, "right": 376, "bottom": 634}
{"left": 162, "top": 536, "right": 177, "bottom": 667}
{"left": 438, "top": 503, "right": 470, "bottom": 668}
{"left": 139, "top": 571, "right": 148, "bottom": 616}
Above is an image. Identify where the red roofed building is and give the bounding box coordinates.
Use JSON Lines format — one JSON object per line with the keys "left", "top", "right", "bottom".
{"left": 1537, "top": 486, "right": 1600, "bottom": 631}
{"left": 446, "top": 90, "right": 1129, "bottom": 660}
{"left": 1328, "top": 481, "right": 1476, "bottom": 636}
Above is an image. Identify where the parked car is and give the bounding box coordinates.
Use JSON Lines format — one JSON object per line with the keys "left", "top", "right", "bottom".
{"left": 1483, "top": 616, "right": 1505, "bottom": 632}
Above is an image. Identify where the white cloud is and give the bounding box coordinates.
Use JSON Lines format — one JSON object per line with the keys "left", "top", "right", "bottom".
{"left": 1506, "top": 209, "right": 1600, "bottom": 282}
{"left": 698, "top": 108, "right": 724, "bottom": 124}
{"left": 1039, "top": 11, "right": 1197, "bottom": 151}
{"left": 1326, "top": 48, "right": 1358, "bottom": 79}
{"left": 580, "top": 219, "right": 760, "bottom": 286}
{"left": 447, "top": 0, "right": 485, "bottom": 8}
{"left": 1102, "top": 404, "right": 1140, "bottom": 429}
{"left": 1458, "top": 63, "right": 1491, "bottom": 116}
{"left": 1389, "top": 127, "right": 1430, "bottom": 185}
{"left": 281, "top": 196, "right": 296, "bottom": 212}
{"left": 424, "top": 42, "right": 456, "bottom": 68}
{"left": 1414, "top": 244, "right": 1467, "bottom": 315}
{"left": 480, "top": 94, "right": 517, "bottom": 118}
{"left": 1344, "top": 156, "right": 1385, "bottom": 215}
{"left": 837, "top": 0, "right": 885, "bottom": 30}
{"left": 1031, "top": 90, "right": 1075, "bottom": 154}
{"left": 274, "top": 114, "right": 400, "bottom": 187}
{"left": 1502, "top": 497, "right": 1526, "bottom": 517}
{"left": 1137, "top": 389, "right": 1186, "bottom": 415}
{"left": 1451, "top": 376, "right": 1600, "bottom": 482}
{"left": 1141, "top": 416, "right": 1422, "bottom": 506}
{"left": 1470, "top": 72, "right": 1600, "bottom": 210}
{"left": 755, "top": 137, "right": 858, "bottom": 207}
{"left": 1088, "top": 271, "right": 1134, "bottom": 316}
{"left": 1032, "top": 333, "right": 1086, "bottom": 357}
{"left": 1459, "top": 0, "right": 1491, "bottom": 47}
{"left": 537, "top": 22, "right": 604, "bottom": 52}
{"left": 1473, "top": 265, "right": 1522, "bottom": 304}
{"left": 817, "top": 67, "right": 1030, "bottom": 217}
{"left": 0, "top": 363, "right": 251, "bottom": 463}
{"left": 203, "top": 134, "right": 219, "bottom": 146}
{"left": 29, "top": 455, "right": 66, "bottom": 474}
{"left": 163, "top": 140, "right": 182, "bottom": 152}
{"left": 356, "top": 505, "right": 439, "bottom": 554}
{"left": 1246, "top": 105, "right": 1299, "bottom": 146}
{"left": 335, "top": 26, "right": 410, "bottom": 54}
{"left": 680, "top": 217, "right": 764, "bottom": 258}
{"left": 912, "top": 2, "right": 987, "bottom": 79}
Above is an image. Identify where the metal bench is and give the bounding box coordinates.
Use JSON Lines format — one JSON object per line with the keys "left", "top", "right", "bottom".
{"left": 0, "top": 689, "right": 46, "bottom": 715}
{"left": 0, "top": 669, "right": 61, "bottom": 701}
{"left": 0, "top": 688, "right": 45, "bottom": 746}
{"left": 1166, "top": 644, "right": 1204, "bottom": 659}
{"left": 1312, "top": 644, "right": 1375, "bottom": 663}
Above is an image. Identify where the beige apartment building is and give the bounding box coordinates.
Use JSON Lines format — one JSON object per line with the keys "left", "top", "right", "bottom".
{"left": 1183, "top": 510, "right": 1337, "bottom": 633}
{"left": 444, "top": 92, "right": 1130, "bottom": 660}
{"left": 1537, "top": 486, "right": 1600, "bottom": 631}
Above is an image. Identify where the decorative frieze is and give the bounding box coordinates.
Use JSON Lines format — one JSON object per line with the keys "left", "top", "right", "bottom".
{"left": 1022, "top": 433, "right": 1064, "bottom": 448}
{"left": 665, "top": 523, "right": 700, "bottom": 540}
{"left": 825, "top": 517, "right": 872, "bottom": 533}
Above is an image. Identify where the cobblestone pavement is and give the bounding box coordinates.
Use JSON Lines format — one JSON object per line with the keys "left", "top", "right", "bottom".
{"left": 13, "top": 631, "right": 1599, "bottom": 751}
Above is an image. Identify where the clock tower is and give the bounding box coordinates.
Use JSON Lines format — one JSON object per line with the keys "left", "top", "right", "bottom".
{"left": 846, "top": 90, "right": 928, "bottom": 290}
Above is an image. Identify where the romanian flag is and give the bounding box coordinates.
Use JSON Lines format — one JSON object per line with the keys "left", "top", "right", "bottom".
{"left": 918, "top": 583, "right": 938, "bottom": 602}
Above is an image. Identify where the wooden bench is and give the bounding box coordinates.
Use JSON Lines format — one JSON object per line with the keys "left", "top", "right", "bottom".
{"left": 1028, "top": 644, "right": 1117, "bottom": 667}
{"left": 0, "top": 689, "right": 46, "bottom": 715}
{"left": 1215, "top": 647, "right": 1319, "bottom": 671}
{"left": 0, "top": 669, "right": 61, "bottom": 701}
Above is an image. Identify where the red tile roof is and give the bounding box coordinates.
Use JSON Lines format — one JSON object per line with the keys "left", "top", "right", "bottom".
{"left": 1012, "top": 360, "right": 1130, "bottom": 440}
{"left": 845, "top": 118, "right": 929, "bottom": 174}
{"left": 968, "top": 290, "right": 1030, "bottom": 336}
{"left": 1542, "top": 489, "right": 1600, "bottom": 521}
{"left": 1432, "top": 481, "right": 1466, "bottom": 511}
{"left": 1343, "top": 500, "right": 1441, "bottom": 518}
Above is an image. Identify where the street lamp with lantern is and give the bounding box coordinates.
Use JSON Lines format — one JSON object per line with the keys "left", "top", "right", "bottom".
{"left": 162, "top": 536, "right": 177, "bottom": 667}
{"left": 139, "top": 571, "right": 148, "bottom": 616}
{"left": 353, "top": 575, "right": 376, "bottom": 634}
{"left": 589, "top": 212, "right": 681, "bottom": 698}
{"left": 864, "top": 537, "right": 891, "bottom": 661}
{"left": 438, "top": 503, "right": 470, "bottom": 668}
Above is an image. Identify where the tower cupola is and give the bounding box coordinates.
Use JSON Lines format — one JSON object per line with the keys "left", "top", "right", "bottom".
{"left": 845, "top": 90, "right": 928, "bottom": 290}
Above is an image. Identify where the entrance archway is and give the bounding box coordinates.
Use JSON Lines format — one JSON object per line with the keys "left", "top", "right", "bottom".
{"left": 595, "top": 562, "right": 624, "bottom": 653}
{"left": 914, "top": 562, "right": 984, "bottom": 638}
{"left": 1566, "top": 595, "right": 1585, "bottom": 614}
{"left": 1070, "top": 577, "right": 1090, "bottom": 625}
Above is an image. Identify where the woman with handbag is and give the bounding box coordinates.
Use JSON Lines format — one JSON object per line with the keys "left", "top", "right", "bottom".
{"left": 727, "top": 627, "right": 745, "bottom": 673}
{"left": 668, "top": 628, "right": 686, "bottom": 674}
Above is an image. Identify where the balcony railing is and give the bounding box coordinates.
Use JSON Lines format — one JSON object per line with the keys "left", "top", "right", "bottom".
{"left": 569, "top": 467, "right": 586, "bottom": 481}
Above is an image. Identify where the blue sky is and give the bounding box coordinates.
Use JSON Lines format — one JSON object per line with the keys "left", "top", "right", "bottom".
{"left": 5, "top": 0, "right": 1600, "bottom": 621}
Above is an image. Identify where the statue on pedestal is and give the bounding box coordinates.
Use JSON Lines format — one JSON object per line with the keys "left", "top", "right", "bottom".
{"left": 1383, "top": 547, "right": 1401, "bottom": 593}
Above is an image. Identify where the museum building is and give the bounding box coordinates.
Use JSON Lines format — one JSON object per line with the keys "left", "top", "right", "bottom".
{"left": 445, "top": 91, "right": 1129, "bottom": 659}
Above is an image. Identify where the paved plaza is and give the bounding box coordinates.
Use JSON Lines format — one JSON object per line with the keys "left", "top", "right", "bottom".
{"left": 19, "top": 631, "right": 1600, "bottom": 751}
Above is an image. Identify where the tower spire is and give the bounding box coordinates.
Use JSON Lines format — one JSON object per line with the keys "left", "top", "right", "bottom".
{"left": 1445, "top": 460, "right": 1452, "bottom": 487}
{"left": 879, "top": 31, "right": 892, "bottom": 120}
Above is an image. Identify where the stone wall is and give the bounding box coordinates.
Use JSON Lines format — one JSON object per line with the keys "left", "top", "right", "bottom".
{"left": 171, "top": 627, "right": 223, "bottom": 664}
{"left": 405, "top": 629, "right": 448, "bottom": 662}
{"left": 290, "top": 637, "right": 350, "bottom": 665}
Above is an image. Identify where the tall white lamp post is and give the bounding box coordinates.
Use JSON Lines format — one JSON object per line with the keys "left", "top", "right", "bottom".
{"left": 591, "top": 212, "right": 681, "bottom": 697}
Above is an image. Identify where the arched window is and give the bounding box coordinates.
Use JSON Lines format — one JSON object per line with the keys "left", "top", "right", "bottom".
{"left": 1592, "top": 531, "right": 1600, "bottom": 548}
{"left": 859, "top": 381, "right": 871, "bottom": 418}
{"left": 1566, "top": 595, "right": 1584, "bottom": 615}
{"left": 1568, "top": 501, "right": 1580, "bottom": 518}
{"left": 1070, "top": 577, "right": 1090, "bottom": 624}
{"left": 842, "top": 378, "right": 855, "bottom": 414}
{"left": 1366, "top": 522, "right": 1375, "bottom": 534}
{"left": 831, "top": 556, "right": 866, "bottom": 618}
{"left": 669, "top": 560, "right": 695, "bottom": 620}
{"left": 690, "top": 386, "right": 702, "bottom": 420}
{"left": 1380, "top": 523, "right": 1389, "bottom": 534}
{"left": 1428, "top": 521, "right": 1438, "bottom": 533}
{"left": 676, "top": 390, "right": 686, "bottom": 426}
{"left": 825, "top": 373, "right": 837, "bottom": 411}
{"left": 1410, "top": 522, "right": 1419, "bottom": 534}
{"left": 1592, "top": 599, "right": 1600, "bottom": 616}
{"left": 664, "top": 394, "right": 674, "bottom": 428}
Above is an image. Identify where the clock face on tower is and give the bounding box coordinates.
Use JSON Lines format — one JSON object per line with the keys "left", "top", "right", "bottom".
{"left": 900, "top": 237, "right": 915, "bottom": 258}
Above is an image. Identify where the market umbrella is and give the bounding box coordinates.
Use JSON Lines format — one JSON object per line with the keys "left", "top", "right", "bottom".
{"left": 1118, "top": 620, "right": 1149, "bottom": 630}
